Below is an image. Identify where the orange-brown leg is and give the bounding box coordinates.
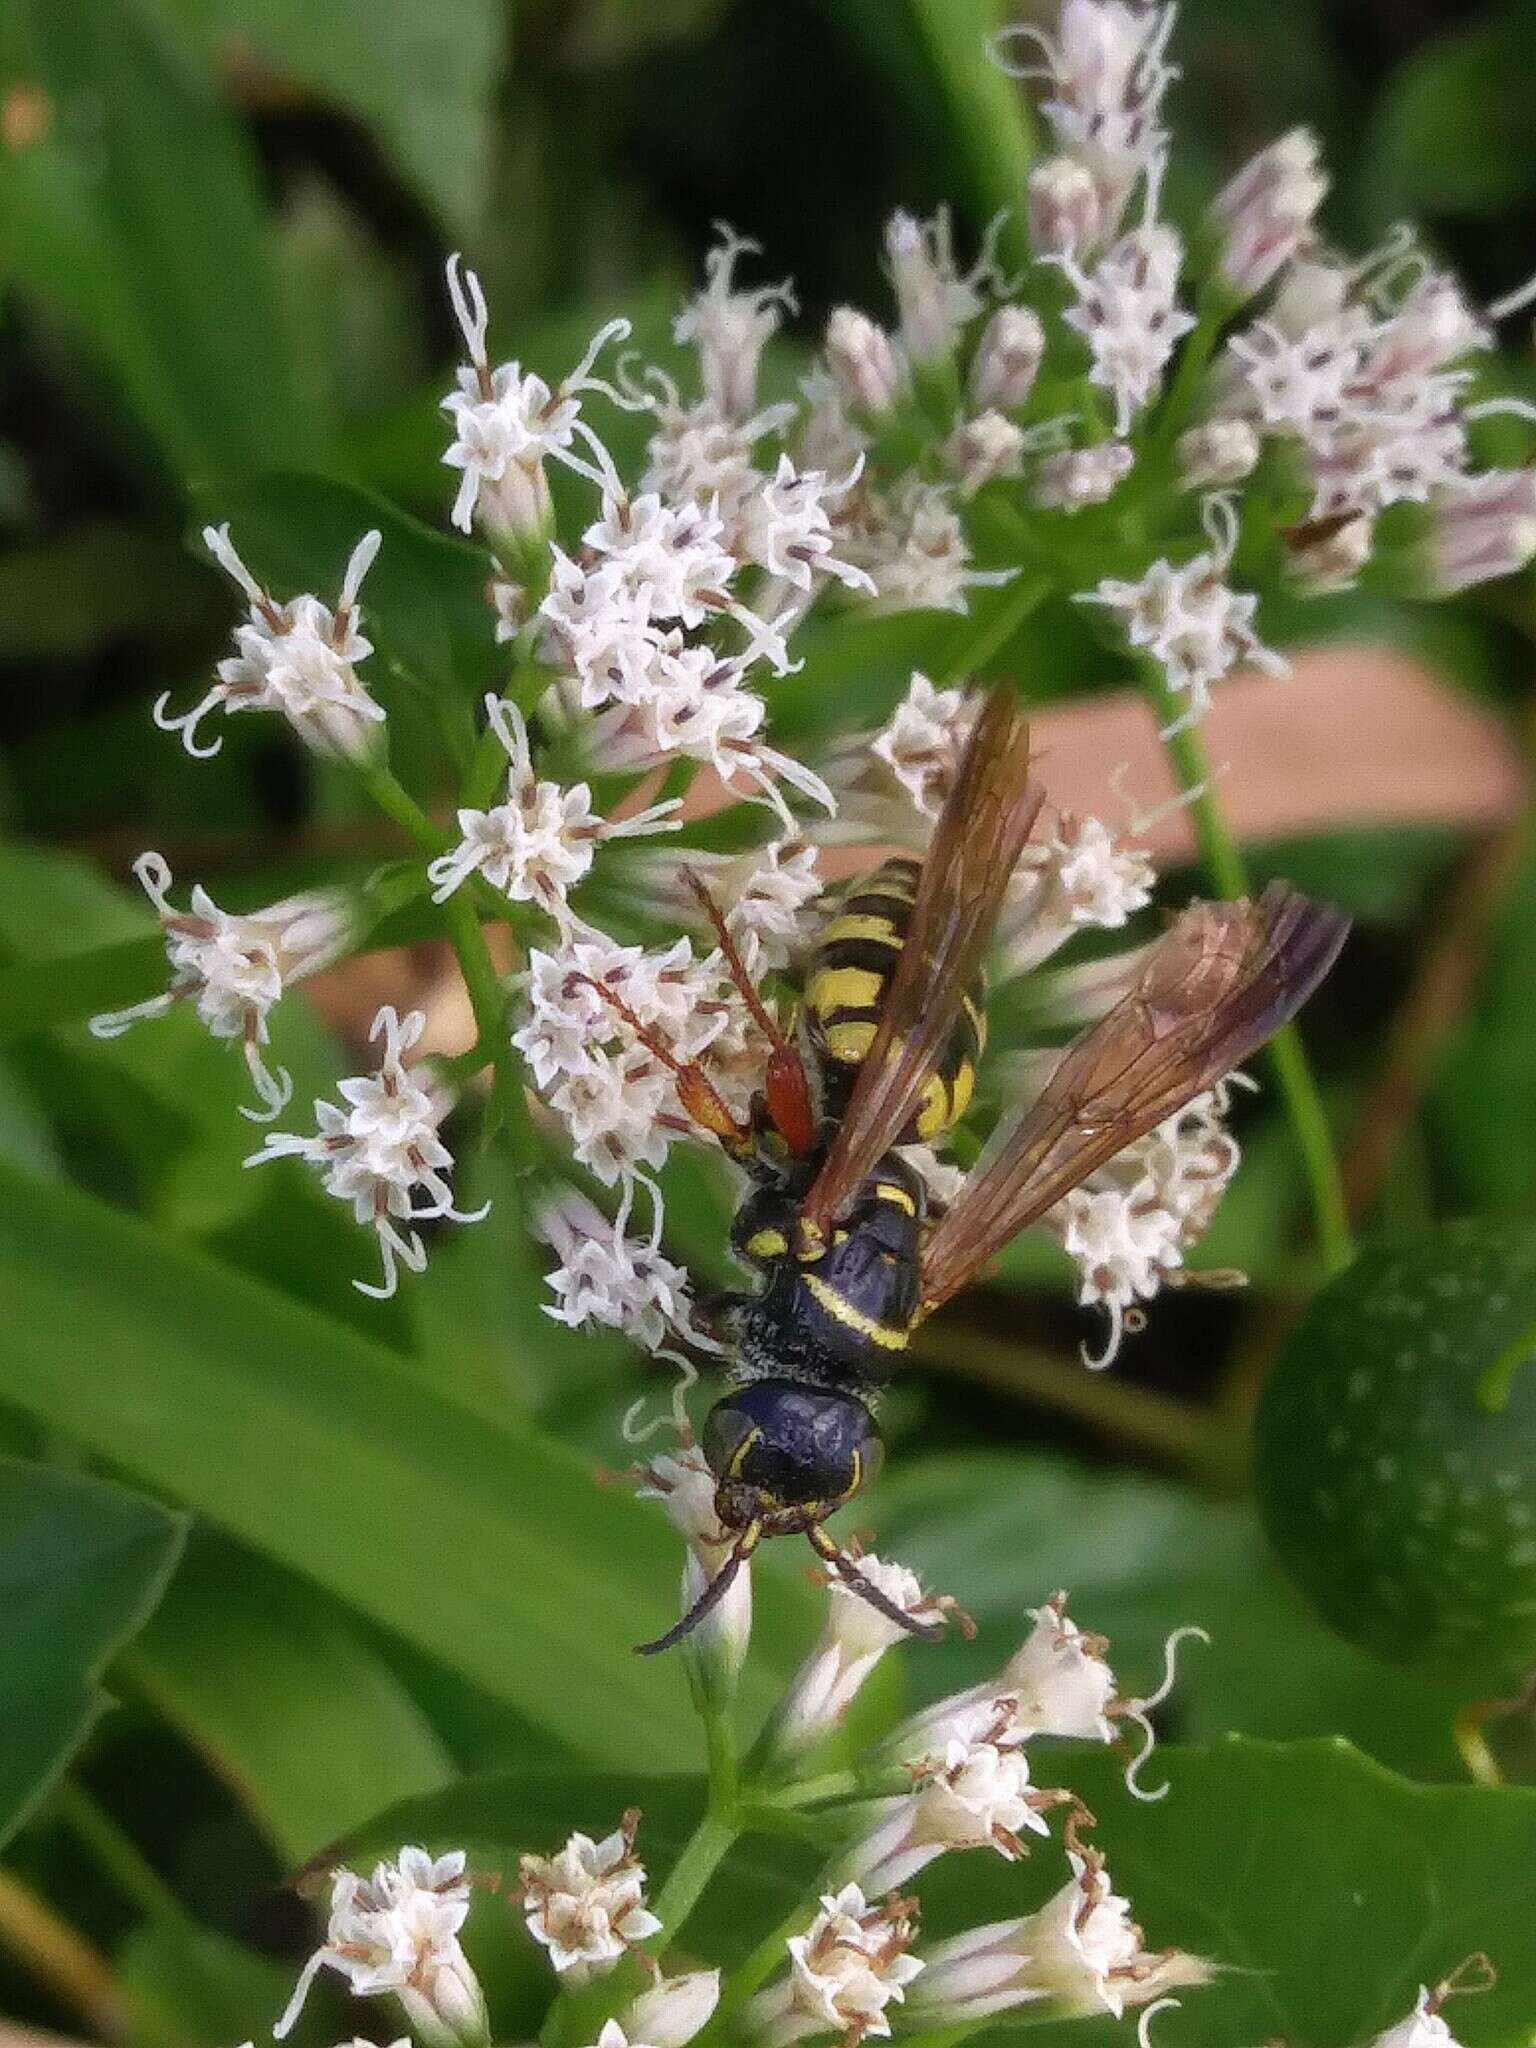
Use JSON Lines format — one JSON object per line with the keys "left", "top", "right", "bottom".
{"left": 680, "top": 867, "right": 816, "bottom": 1155}
{"left": 565, "top": 971, "right": 751, "bottom": 1152}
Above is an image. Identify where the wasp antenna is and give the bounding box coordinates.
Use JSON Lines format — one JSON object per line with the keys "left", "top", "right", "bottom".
{"left": 680, "top": 865, "right": 790, "bottom": 1049}
{"left": 808, "top": 1527, "right": 947, "bottom": 1641}
{"left": 634, "top": 1528, "right": 757, "bottom": 1655}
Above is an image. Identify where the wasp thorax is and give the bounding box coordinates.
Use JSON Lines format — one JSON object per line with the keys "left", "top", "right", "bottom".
{"left": 703, "top": 1381, "right": 882, "bottom": 1534}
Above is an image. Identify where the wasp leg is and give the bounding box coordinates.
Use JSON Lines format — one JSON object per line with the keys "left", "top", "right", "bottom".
{"left": 680, "top": 866, "right": 816, "bottom": 1155}
{"left": 565, "top": 971, "right": 753, "bottom": 1154}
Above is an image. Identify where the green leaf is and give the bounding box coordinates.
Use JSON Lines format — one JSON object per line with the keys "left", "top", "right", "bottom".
{"left": 1363, "top": 5, "right": 1536, "bottom": 224}
{"left": 870, "top": 1452, "right": 1470, "bottom": 1780}
{"left": 0, "top": 1460, "right": 186, "bottom": 1849}
{"left": 123, "top": 1532, "right": 455, "bottom": 1865}
{"left": 924, "top": 1741, "right": 1536, "bottom": 2048}
{"left": 0, "top": 1156, "right": 810, "bottom": 1771}
{"left": 0, "top": 521, "right": 222, "bottom": 660}
{"left": 145, "top": 0, "right": 507, "bottom": 232}
{"left": 0, "top": 0, "right": 320, "bottom": 481}
{"left": 117, "top": 1917, "right": 293, "bottom": 2048}
{"left": 903, "top": 0, "right": 1034, "bottom": 256}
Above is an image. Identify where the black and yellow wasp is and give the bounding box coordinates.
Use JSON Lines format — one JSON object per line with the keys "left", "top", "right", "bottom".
{"left": 589, "top": 685, "right": 1350, "bottom": 1652}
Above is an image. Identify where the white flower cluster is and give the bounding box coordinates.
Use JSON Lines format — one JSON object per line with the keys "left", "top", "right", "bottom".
{"left": 275, "top": 1846, "right": 485, "bottom": 2048}
{"left": 89, "top": 853, "right": 349, "bottom": 1121}
{"left": 519, "top": 1811, "right": 662, "bottom": 1982}
{"left": 156, "top": 526, "right": 385, "bottom": 761}
{"left": 246, "top": 1005, "right": 489, "bottom": 1299}
{"left": 1046, "top": 1081, "right": 1244, "bottom": 1365}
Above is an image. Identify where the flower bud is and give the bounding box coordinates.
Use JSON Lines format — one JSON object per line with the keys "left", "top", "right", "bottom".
{"left": 1424, "top": 469, "right": 1536, "bottom": 593}
{"left": 637, "top": 1448, "right": 752, "bottom": 1692}
{"left": 825, "top": 307, "right": 908, "bottom": 415}
{"left": 943, "top": 411, "right": 1028, "bottom": 496}
{"left": 969, "top": 305, "right": 1044, "bottom": 410}
{"left": 624, "top": 1970, "right": 722, "bottom": 2048}
{"left": 885, "top": 209, "right": 981, "bottom": 364}
{"left": 1176, "top": 417, "right": 1261, "bottom": 490}
{"left": 1033, "top": 441, "right": 1135, "bottom": 510}
{"left": 1212, "top": 127, "right": 1328, "bottom": 299}
{"left": 1027, "top": 156, "right": 1105, "bottom": 258}
{"left": 769, "top": 1553, "right": 945, "bottom": 1762}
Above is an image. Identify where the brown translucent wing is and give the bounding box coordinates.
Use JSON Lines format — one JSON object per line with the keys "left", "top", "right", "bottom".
{"left": 799, "top": 684, "right": 1042, "bottom": 1242}
{"left": 917, "top": 881, "right": 1350, "bottom": 1313}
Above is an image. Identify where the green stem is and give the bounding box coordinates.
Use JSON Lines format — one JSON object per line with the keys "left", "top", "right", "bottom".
{"left": 1148, "top": 673, "right": 1354, "bottom": 1275}
{"left": 649, "top": 1806, "right": 738, "bottom": 1948}
{"left": 1147, "top": 286, "right": 1234, "bottom": 462}
{"left": 52, "top": 1781, "right": 192, "bottom": 1930}
{"left": 935, "top": 569, "right": 1054, "bottom": 683}
{"left": 361, "top": 763, "right": 446, "bottom": 855}
{"left": 438, "top": 891, "right": 537, "bottom": 1170}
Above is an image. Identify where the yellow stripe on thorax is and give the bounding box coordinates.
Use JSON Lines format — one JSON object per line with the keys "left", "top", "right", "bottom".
{"left": 801, "top": 1271, "right": 910, "bottom": 1350}
{"left": 874, "top": 1181, "right": 917, "bottom": 1216}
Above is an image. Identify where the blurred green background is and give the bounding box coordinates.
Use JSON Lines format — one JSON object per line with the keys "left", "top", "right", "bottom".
{"left": 4, "top": 0, "right": 1536, "bottom": 2044}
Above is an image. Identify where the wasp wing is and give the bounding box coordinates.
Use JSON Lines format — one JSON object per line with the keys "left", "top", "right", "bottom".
{"left": 798, "top": 683, "right": 1042, "bottom": 1243}
{"left": 917, "top": 881, "right": 1350, "bottom": 1313}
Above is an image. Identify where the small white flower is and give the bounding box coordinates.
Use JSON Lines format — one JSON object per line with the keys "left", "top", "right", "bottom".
{"left": 536, "top": 1186, "right": 698, "bottom": 1353}
{"left": 520, "top": 1813, "right": 662, "bottom": 1983}
{"left": 642, "top": 396, "right": 776, "bottom": 539}
{"left": 1025, "top": 154, "right": 1106, "bottom": 258}
{"left": 847, "top": 1703, "right": 1057, "bottom": 1893}
{"left": 1033, "top": 441, "right": 1136, "bottom": 511}
{"left": 1372, "top": 1978, "right": 1486, "bottom": 2048}
{"left": 899, "top": 1594, "right": 1120, "bottom": 1757}
{"left": 88, "top": 853, "right": 350, "bottom": 1121}
{"left": 622, "top": 1972, "right": 722, "bottom": 2048}
{"left": 1045, "top": 1082, "right": 1242, "bottom": 1364}
{"left": 1213, "top": 128, "right": 1328, "bottom": 298}
{"left": 274, "top": 1847, "right": 485, "bottom": 2047}
{"left": 884, "top": 209, "right": 989, "bottom": 364}
{"left": 738, "top": 453, "right": 876, "bottom": 596}
{"left": 999, "top": 813, "right": 1155, "bottom": 975}
{"left": 1175, "top": 418, "right": 1260, "bottom": 490}
{"left": 584, "top": 491, "right": 740, "bottom": 629}
{"left": 426, "top": 696, "right": 680, "bottom": 916}
{"left": 826, "top": 307, "right": 908, "bottom": 417}
{"left": 155, "top": 526, "right": 384, "bottom": 761}
{"left": 1081, "top": 499, "right": 1287, "bottom": 731}
{"left": 636, "top": 1444, "right": 753, "bottom": 1678}
{"left": 1057, "top": 223, "right": 1196, "bottom": 434}
{"left": 969, "top": 304, "right": 1046, "bottom": 410}
{"left": 909, "top": 1848, "right": 1210, "bottom": 2024}
{"left": 245, "top": 1006, "right": 488, "bottom": 1299}
{"left": 751, "top": 1887, "right": 923, "bottom": 2048}
{"left": 852, "top": 481, "right": 1008, "bottom": 617}
{"left": 441, "top": 254, "right": 631, "bottom": 535}
{"left": 773, "top": 1553, "right": 952, "bottom": 1759}
{"left": 673, "top": 225, "right": 794, "bottom": 422}
{"left": 943, "top": 412, "right": 1028, "bottom": 497}
{"left": 998, "top": 1, "right": 1179, "bottom": 243}
{"left": 630, "top": 839, "right": 822, "bottom": 975}
{"left": 1424, "top": 468, "right": 1536, "bottom": 593}
{"left": 862, "top": 671, "right": 976, "bottom": 826}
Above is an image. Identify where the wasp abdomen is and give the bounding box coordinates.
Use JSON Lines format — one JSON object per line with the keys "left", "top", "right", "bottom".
{"left": 805, "top": 856, "right": 985, "bottom": 1142}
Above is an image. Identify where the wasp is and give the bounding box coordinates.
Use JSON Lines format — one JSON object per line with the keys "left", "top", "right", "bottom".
{"left": 581, "top": 686, "right": 1350, "bottom": 1653}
